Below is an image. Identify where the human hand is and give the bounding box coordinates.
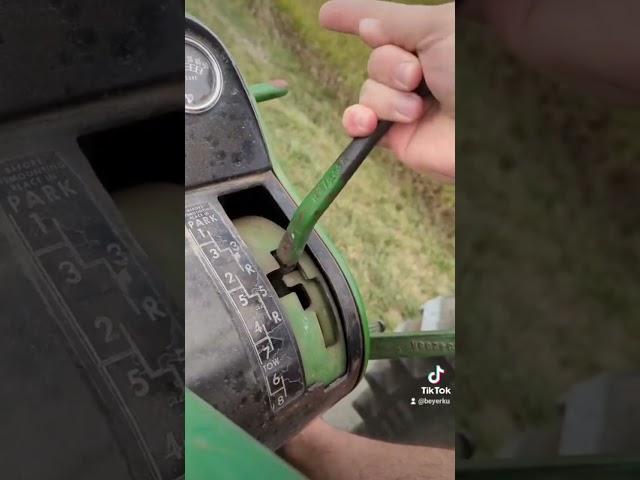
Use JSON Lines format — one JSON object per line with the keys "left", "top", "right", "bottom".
{"left": 320, "top": 0, "right": 455, "bottom": 181}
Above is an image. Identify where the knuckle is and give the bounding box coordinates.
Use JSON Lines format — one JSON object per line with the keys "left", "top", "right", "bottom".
{"left": 367, "top": 45, "right": 395, "bottom": 77}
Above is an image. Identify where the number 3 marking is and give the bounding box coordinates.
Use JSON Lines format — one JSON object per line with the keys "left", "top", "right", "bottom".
{"left": 59, "top": 261, "right": 81, "bottom": 284}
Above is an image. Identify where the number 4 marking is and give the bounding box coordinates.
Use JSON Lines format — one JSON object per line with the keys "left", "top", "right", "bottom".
{"left": 166, "top": 432, "right": 183, "bottom": 460}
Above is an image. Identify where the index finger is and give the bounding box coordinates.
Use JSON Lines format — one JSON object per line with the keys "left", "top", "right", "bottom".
{"left": 319, "top": 0, "right": 448, "bottom": 50}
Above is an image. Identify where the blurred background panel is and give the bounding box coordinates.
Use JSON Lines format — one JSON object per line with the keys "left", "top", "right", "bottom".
{"left": 0, "top": 0, "right": 182, "bottom": 121}
{"left": 0, "top": 1, "right": 184, "bottom": 478}
{"left": 457, "top": 7, "right": 640, "bottom": 464}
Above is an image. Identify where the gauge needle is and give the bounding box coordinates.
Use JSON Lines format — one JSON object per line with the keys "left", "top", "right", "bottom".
{"left": 275, "top": 80, "right": 431, "bottom": 269}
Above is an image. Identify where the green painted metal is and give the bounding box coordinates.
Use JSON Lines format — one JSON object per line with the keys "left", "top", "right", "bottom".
{"left": 273, "top": 80, "right": 430, "bottom": 267}
{"left": 249, "top": 87, "right": 371, "bottom": 378}
{"left": 234, "top": 216, "right": 347, "bottom": 385}
{"left": 275, "top": 162, "right": 345, "bottom": 269}
{"left": 185, "top": 389, "right": 305, "bottom": 480}
{"left": 327, "top": 238, "right": 370, "bottom": 377}
{"left": 249, "top": 82, "right": 289, "bottom": 103}
{"left": 457, "top": 456, "right": 640, "bottom": 480}
{"left": 369, "top": 330, "right": 455, "bottom": 360}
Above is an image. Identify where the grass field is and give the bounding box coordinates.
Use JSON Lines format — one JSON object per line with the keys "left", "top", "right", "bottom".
{"left": 186, "top": 0, "right": 455, "bottom": 326}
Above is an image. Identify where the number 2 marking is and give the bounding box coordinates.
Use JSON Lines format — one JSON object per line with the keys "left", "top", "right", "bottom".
{"left": 94, "top": 316, "right": 119, "bottom": 343}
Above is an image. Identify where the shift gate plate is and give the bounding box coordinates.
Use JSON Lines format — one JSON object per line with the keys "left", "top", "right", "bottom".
{"left": 185, "top": 200, "right": 305, "bottom": 412}
{"left": 0, "top": 151, "right": 184, "bottom": 479}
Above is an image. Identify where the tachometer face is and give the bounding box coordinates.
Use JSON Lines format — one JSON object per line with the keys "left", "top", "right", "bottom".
{"left": 185, "top": 37, "right": 223, "bottom": 113}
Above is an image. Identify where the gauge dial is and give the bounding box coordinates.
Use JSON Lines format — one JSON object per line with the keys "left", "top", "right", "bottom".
{"left": 185, "top": 37, "right": 223, "bottom": 113}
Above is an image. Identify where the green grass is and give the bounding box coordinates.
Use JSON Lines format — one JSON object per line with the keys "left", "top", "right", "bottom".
{"left": 187, "top": 0, "right": 455, "bottom": 326}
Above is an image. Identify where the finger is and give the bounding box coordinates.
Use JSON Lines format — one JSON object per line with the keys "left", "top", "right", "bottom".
{"left": 345, "top": 105, "right": 455, "bottom": 180}
{"left": 342, "top": 105, "right": 395, "bottom": 150}
{"left": 386, "top": 112, "right": 455, "bottom": 180}
{"left": 367, "top": 45, "right": 423, "bottom": 91}
{"left": 342, "top": 104, "right": 378, "bottom": 137}
{"left": 319, "top": 0, "right": 451, "bottom": 50}
{"left": 359, "top": 79, "right": 425, "bottom": 123}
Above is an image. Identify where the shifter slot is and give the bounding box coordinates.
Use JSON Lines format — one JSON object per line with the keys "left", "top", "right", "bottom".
{"left": 231, "top": 215, "right": 346, "bottom": 385}
{"left": 267, "top": 267, "right": 311, "bottom": 310}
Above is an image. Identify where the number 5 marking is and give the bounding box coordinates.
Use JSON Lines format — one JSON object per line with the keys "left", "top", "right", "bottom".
{"left": 238, "top": 293, "right": 249, "bottom": 307}
{"left": 127, "top": 369, "right": 149, "bottom": 397}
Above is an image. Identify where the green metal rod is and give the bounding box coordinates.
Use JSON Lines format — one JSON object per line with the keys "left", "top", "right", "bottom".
{"left": 275, "top": 120, "right": 393, "bottom": 267}
{"left": 275, "top": 80, "right": 430, "bottom": 268}
{"left": 369, "top": 329, "right": 455, "bottom": 360}
{"left": 249, "top": 82, "right": 288, "bottom": 103}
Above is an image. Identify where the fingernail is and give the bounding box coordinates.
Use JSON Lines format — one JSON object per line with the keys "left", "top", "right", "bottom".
{"left": 396, "top": 62, "right": 417, "bottom": 89}
{"left": 395, "top": 95, "right": 421, "bottom": 120}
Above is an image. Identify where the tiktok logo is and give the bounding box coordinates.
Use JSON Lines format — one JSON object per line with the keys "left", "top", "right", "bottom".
{"left": 427, "top": 365, "right": 445, "bottom": 385}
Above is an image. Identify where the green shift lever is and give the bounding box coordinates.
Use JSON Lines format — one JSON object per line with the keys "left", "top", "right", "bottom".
{"left": 275, "top": 80, "right": 430, "bottom": 269}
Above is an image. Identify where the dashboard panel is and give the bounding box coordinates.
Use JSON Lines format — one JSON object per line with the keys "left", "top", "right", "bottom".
{"left": 185, "top": 17, "right": 272, "bottom": 187}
